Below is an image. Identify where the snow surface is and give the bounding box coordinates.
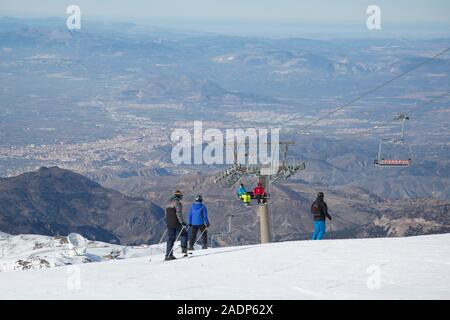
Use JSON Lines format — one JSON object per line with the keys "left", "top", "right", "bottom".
{"left": 1, "top": 233, "right": 450, "bottom": 299}
{"left": 0, "top": 233, "right": 157, "bottom": 272}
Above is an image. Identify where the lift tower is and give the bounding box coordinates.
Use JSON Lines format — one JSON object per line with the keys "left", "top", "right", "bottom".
{"left": 214, "top": 141, "right": 305, "bottom": 244}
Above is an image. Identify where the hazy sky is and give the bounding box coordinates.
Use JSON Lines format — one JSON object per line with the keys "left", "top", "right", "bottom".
{"left": 1, "top": 0, "right": 449, "bottom": 22}
{"left": 1, "top": 0, "right": 449, "bottom": 37}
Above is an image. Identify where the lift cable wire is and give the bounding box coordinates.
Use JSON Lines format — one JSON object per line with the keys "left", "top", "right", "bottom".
{"left": 297, "top": 47, "right": 450, "bottom": 133}
{"left": 357, "top": 91, "right": 450, "bottom": 138}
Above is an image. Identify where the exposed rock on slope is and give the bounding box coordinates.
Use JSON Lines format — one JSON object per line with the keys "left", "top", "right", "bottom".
{"left": 0, "top": 167, "right": 164, "bottom": 245}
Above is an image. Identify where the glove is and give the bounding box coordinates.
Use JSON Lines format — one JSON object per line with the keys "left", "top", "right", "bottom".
{"left": 205, "top": 223, "right": 210, "bottom": 228}
{"left": 182, "top": 222, "right": 187, "bottom": 227}
{"left": 327, "top": 214, "right": 332, "bottom": 220}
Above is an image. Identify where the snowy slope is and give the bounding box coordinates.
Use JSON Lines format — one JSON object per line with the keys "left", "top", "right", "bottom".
{"left": 0, "top": 233, "right": 158, "bottom": 272}
{"left": 1, "top": 234, "right": 450, "bottom": 299}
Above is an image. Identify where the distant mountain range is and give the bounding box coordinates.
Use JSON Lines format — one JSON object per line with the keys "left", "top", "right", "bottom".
{"left": 0, "top": 167, "right": 448, "bottom": 246}
{"left": 348, "top": 198, "right": 450, "bottom": 238}
{"left": 0, "top": 167, "right": 164, "bottom": 245}
{"left": 0, "top": 18, "right": 449, "bottom": 246}
{"left": 94, "top": 168, "right": 450, "bottom": 245}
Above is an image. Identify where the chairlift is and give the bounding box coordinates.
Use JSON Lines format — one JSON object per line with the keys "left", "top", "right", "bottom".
{"left": 374, "top": 113, "right": 413, "bottom": 167}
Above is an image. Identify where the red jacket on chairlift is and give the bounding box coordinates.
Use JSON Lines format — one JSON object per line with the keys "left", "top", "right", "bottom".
{"left": 253, "top": 183, "right": 266, "bottom": 196}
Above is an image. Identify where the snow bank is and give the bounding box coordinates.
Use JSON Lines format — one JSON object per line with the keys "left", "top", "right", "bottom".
{"left": 0, "top": 234, "right": 155, "bottom": 272}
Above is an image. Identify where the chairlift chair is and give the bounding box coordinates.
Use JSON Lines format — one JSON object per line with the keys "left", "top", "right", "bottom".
{"left": 374, "top": 113, "right": 413, "bottom": 167}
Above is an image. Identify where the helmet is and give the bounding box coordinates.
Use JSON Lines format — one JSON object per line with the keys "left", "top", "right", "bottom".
{"left": 175, "top": 190, "right": 183, "bottom": 198}
{"left": 195, "top": 195, "right": 203, "bottom": 203}
{"left": 317, "top": 192, "right": 324, "bottom": 198}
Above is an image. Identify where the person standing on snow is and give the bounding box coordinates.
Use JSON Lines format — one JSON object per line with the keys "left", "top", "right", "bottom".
{"left": 165, "top": 189, "right": 188, "bottom": 260}
{"left": 188, "top": 195, "right": 210, "bottom": 250}
{"left": 311, "top": 192, "right": 332, "bottom": 240}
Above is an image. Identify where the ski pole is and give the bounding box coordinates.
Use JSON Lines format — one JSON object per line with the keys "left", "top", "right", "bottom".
{"left": 167, "top": 225, "right": 188, "bottom": 258}
{"left": 149, "top": 229, "right": 168, "bottom": 262}
{"left": 145, "top": 216, "right": 165, "bottom": 234}
{"left": 157, "top": 229, "right": 168, "bottom": 246}
{"left": 193, "top": 226, "right": 209, "bottom": 247}
{"left": 329, "top": 220, "right": 333, "bottom": 240}
{"left": 169, "top": 225, "right": 191, "bottom": 257}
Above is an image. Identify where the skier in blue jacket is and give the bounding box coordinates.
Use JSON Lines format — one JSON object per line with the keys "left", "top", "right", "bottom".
{"left": 236, "top": 183, "right": 251, "bottom": 206}
{"left": 236, "top": 183, "right": 247, "bottom": 198}
{"left": 188, "top": 195, "right": 210, "bottom": 250}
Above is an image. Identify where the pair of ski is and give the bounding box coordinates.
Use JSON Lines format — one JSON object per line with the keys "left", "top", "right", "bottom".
{"left": 177, "top": 251, "right": 194, "bottom": 259}
{"left": 151, "top": 225, "right": 208, "bottom": 262}
{"left": 163, "top": 251, "right": 195, "bottom": 262}
{"left": 167, "top": 225, "right": 208, "bottom": 261}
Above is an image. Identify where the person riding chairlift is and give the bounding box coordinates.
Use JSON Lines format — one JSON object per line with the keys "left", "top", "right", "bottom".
{"left": 236, "top": 183, "right": 251, "bottom": 206}
{"left": 253, "top": 182, "right": 267, "bottom": 204}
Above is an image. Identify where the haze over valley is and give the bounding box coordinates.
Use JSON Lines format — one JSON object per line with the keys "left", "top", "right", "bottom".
{"left": 0, "top": 17, "right": 449, "bottom": 246}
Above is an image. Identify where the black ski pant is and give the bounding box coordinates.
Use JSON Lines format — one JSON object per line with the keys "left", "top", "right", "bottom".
{"left": 189, "top": 225, "right": 208, "bottom": 248}
{"left": 166, "top": 226, "right": 188, "bottom": 257}
{"left": 255, "top": 194, "right": 266, "bottom": 204}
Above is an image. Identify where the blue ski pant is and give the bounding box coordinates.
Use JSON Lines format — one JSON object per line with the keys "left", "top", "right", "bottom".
{"left": 312, "top": 220, "right": 326, "bottom": 240}
{"left": 166, "top": 226, "right": 188, "bottom": 257}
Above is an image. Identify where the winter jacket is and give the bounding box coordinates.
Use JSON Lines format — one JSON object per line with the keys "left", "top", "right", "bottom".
{"left": 188, "top": 202, "right": 209, "bottom": 226}
{"left": 241, "top": 193, "right": 251, "bottom": 203}
{"left": 311, "top": 197, "right": 331, "bottom": 221}
{"left": 253, "top": 186, "right": 265, "bottom": 196}
{"left": 237, "top": 186, "right": 247, "bottom": 197}
{"left": 166, "top": 195, "right": 185, "bottom": 228}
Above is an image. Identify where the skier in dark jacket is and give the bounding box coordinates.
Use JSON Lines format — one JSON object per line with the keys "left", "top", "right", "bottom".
{"left": 188, "top": 195, "right": 210, "bottom": 250}
{"left": 165, "top": 190, "right": 188, "bottom": 260}
{"left": 311, "top": 192, "right": 332, "bottom": 240}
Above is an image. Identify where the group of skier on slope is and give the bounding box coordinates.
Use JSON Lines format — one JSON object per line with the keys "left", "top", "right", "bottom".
{"left": 163, "top": 188, "right": 332, "bottom": 261}
{"left": 164, "top": 190, "right": 210, "bottom": 261}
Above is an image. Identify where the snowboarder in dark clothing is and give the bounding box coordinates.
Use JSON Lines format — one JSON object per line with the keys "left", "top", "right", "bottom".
{"left": 165, "top": 190, "right": 188, "bottom": 260}
{"left": 311, "top": 192, "right": 332, "bottom": 240}
{"left": 188, "top": 195, "right": 210, "bottom": 250}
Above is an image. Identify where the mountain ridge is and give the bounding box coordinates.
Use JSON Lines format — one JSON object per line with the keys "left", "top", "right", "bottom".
{"left": 0, "top": 166, "right": 164, "bottom": 245}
